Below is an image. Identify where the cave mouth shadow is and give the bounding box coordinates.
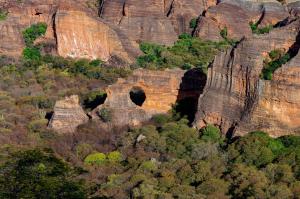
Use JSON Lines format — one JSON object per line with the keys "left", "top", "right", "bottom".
{"left": 130, "top": 86, "right": 146, "bottom": 107}
{"left": 175, "top": 68, "right": 207, "bottom": 125}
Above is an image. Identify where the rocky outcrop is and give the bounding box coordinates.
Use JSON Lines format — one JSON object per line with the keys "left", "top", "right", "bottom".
{"left": 91, "top": 69, "right": 185, "bottom": 126}
{"left": 195, "top": 0, "right": 291, "bottom": 42}
{"left": 194, "top": 19, "right": 300, "bottom": 137}
{"left": 48, "top": 95, "right": 88, "bottom": 133}
{"left": 100, "top": 0, "right": 217, "bottom": 46}
{"left": 91, "top": 68, "right": 206, "bottom": 127}
{"left": 247, "top": 53, "right": 300, "bottom": 136}
{"left": 55, "top": 9, "right": 131, "bottom": 61}
{"left": 0, "top": 0, "right": 134, "bottom": 61}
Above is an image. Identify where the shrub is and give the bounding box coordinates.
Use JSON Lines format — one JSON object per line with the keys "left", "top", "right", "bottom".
{"left": 27, "top": 119, "right": 48, "bottom": 133}
{"left": 189, "top": 18, "right": 198, "bottom": 29}
{"left": 17, "top": 95, "right": 54, "bottom": 109}
{"left": 89, "top": 59, "right": 103, "bottom": 67}
{"left": 75, "top": 143, "right": 93, "bottom": 160}
{"left": 261, "top": 50, "right": 290, "bottom": 80}
{"left": 82, "top": 90, "right": 107, "bottom": 110}
{"left": 0, "top": 10, "right": 8, "bottom": 21}
{"left": 22, "top": 23, "right": 47, "bottom": 46}
{"left": 22, "top": 47, "right": 41, "bottom": 61}
{"left": 200, "top": 124, "right": 223, "bottom": 143}
{"left": 140, "top": 160, "right": 158, "bottom": 172}
{"left": 84, "top": 152, "right": 106, "bottom": 165}
{"left": 107, "top": 151, "right": 122, "bottom": 162}
{"left": 220, "top": 27, "right": 228, "bottom": 40}
{"left": 250, "top": 21, "right": 273, "bottom": 35}
{"left": 98, "top": 108, "right": 112, "bottom": 122}
{"left": 137, "top": 34, "right": 230, "bottom": 70}
{"left": 152, "top": 114, "right": 172, "bottom": 126}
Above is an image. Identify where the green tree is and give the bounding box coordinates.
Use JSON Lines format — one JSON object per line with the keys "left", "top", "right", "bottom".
{"left": 0, "top": 149, "right": 86, "bottom": 199}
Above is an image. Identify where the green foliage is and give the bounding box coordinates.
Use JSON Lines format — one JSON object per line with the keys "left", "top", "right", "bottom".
{"left": 137, "top": 34, "right": 230, "bottom": 70}
{"left": 220, "top": 27, "right": 228, "bottom": 39}
{"left": 228, "top": 131, "right": 285, "bottom": 167}
{"left": 22, "top": 23, "right": 47, "bottom": 47}
{"left": 200, "top": 124, "right": 223, "bottom": 143}
{"left": 189, "top": 18, "right": 198, "bottom": 29}
{"left": 98, "top": 108, "right": 112, "bottom": 122}
{"left": 25, "top": 55, "right": 131, "bottom": 82}
{"left": 17, "top": 95, "right": 54, "bottom": 109}
{"left": 84, "top": 152, "right": 106, "bottom": 165}
{"left": 89, "top": 59, "right": 103, "bottom": 67}
{"left": 220, "top": 27, "right": 238, "bottom": 46}
{"left": 250, "top": 21, "right": 273, "bottom": 34}
{"left": 152, "top": 114, "right": 172, "bottom": 126}
{"left": 22, "top": 47, "right": 41, "bottom": 61}
{"left": 0, "top": 9, "right": 8, "bottom": 21}
{"left": 21, "top": 23, "right": 47, "bottom": 62}
{"left": 107, "top": 151, "right": 122, "bottom": 163}
{"left": 0, "top": 149, "right": 86, "bottom": 199}
{"left": 261, "top": 49, "right": 291, "bottom": 80}
{"left": 82, "top": 90, "right": 107, "bottom": 110}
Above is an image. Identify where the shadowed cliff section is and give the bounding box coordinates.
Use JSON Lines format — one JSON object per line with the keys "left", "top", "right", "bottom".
{"left": 175, "top": 68, "right": 207, "bottom": 124}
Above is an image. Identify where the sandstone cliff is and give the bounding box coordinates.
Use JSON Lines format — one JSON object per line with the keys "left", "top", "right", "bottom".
{"left": 194, "top": 19, "right": 300, "bottom": 137}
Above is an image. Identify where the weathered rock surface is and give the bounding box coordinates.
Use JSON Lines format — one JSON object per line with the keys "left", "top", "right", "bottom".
{"left": 100, "top": 0, "right": 217, "bottom": 46}
{"left": 248, "top": 53, "right": 300, "bottom": 136}
{"left": 91, "top": 68, "right": 206, "bottom": 127}
{"left": 0, "top": 0, "right": 134, "bottom": 61}
{"left": 195, "top": 0, "right": 291, "bottom": 41}
{"left": 194, "top": 19, "right": 300, "bottom": 137}
{"left": 55, "top": 9, "right": 131, "bottom": 61}
{"left": 91, "top": 69, "right": 186, "bottom": 126}
{"left": 49, "top": 95, "right": 89, "bottom": 133}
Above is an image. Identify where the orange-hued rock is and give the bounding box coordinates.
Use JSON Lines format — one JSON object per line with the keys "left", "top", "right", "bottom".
{"left": 195, "top": 3, "right": 252, "bottom": 41}
{"left": 194, "top": 19, "right": 300, "bottom": 137}
{"left": 100, "top": 0, "right": 216, "bottom": 45}
{"left": 195, "top": 0, "right": 290, "bottom": 41}
{"left": 91, "top": 68, "right": 206, "bottom": 127}
{"left": 55, "top": 10, "right": 130, "bottom": 61}
{"left": 248, "top": 56, "right": 300, "bottom": 136}
{"left": 91, "top": 69, "right": 186, "bottom": 126}
{"left": 0, "top": 0, "right": 135, "bottom": 61}
{"left": 49, "top": 95, "right": 89, "bottom": 133}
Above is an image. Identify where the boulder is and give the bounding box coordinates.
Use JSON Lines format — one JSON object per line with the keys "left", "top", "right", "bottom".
{"left": 48, "top": 95, "right": 89, "bottom": 133}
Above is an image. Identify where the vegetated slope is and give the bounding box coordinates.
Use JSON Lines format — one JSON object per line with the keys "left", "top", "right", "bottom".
{"left": 1, "top": 0, "right": 300, "bottom": 198}
{"left": 2, "top": 116, "right": 300, "bottom": 198}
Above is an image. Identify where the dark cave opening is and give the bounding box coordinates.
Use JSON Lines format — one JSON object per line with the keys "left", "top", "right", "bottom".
{"left": 130, "top": 86, "right": 146, "bottom": 106}
{"left": 175, "top": 68, "right": 207, "bottom": 124}
{"left": 84, "top": 93, "right": 107, "bottom": 110}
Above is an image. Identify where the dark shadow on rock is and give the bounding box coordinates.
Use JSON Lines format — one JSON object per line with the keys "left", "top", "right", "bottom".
{"left": 175, "top": 68, "right": 207, "bottom": 124}
{"left": 130, "top": 86, "right": 146, "bottom": 107}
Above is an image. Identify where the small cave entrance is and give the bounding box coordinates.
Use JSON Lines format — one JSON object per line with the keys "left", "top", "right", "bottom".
{"left": 83, "top": 92, "right": 107, "bottom": 110}
{"left": 130, "top": 86, "right": 146, "bottom": 107}
{"left": 175, "top": 68, "right": 207, "bottom": 125}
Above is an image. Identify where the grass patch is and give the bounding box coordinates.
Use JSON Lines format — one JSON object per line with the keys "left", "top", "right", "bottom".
{"left": 250, "top": 21, "right": 273, "bottom": 35}
{"left": 0, "top": 10, "right": 8, "bottom": 21}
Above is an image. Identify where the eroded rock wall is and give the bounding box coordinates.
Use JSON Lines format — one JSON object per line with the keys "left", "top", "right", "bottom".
{"left": 91, "top": 69, "right": 186, "bottom": 126}
{"left": 194, "top": 19, "right": 300, "bottom": 137}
